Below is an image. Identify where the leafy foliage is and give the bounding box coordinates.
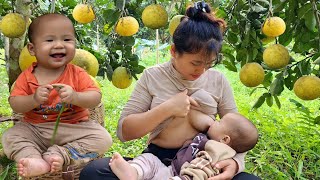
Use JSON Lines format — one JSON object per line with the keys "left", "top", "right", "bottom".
{"left": 218, "top": 0, "right": 320, "bottom": 108}
{"left": 1, "top": 0, "right": 319, "bottom": 109}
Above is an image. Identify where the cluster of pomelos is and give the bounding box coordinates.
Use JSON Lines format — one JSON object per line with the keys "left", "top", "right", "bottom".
{"left": 0, "top": 3, "right": 184, "bottom": 90}
{"left": 70, "top": 3, "right": 183, "bottom": 89}
{"left": 71, "top": 3, "right": 172, "bottom": 89}
{"left": 239, "top": 16, "right": 320, "bottom": 101}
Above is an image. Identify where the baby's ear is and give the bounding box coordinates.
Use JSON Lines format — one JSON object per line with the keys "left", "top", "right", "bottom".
{"left": 220, "top": 135, "right": 231, "bottom": 144}
{"left": 27, "top": 43, "right": 35, "bottom": 56}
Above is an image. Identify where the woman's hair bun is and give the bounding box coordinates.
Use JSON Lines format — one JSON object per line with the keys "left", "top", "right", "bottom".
{"left": 186, "top": 1, "right": 211, "bottom": 20}
{"left": 185, "top": 1, "right": 226, "bottom": 31}
{"left": 194, "top": 1, "right": 211, "bottom": 13}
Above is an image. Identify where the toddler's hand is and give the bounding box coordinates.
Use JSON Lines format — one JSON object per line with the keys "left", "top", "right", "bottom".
{"left": 52, "top": 83, "right": 75, "bottom": 104}
{"left": 33, "top": 84, "right": 53, "bottom": 104}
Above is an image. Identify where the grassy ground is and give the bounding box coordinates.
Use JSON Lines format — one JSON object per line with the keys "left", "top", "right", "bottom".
{"left": 0, "top": 51, "right": 319, "bottom": 179}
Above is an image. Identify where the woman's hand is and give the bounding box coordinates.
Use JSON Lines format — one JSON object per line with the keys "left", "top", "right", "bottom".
{"left": 166, "top": 89, "right": 199, "bottom": 117}
{"left": 208, "top": 159, "right": 238, "bottom": 180}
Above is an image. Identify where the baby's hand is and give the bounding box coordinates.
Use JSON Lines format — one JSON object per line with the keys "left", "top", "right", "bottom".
{"left": 52, "top": 83, "right": 76, "bottom": 104}
{"left": 33, "top": 84, "right": 54, "bottom": 104}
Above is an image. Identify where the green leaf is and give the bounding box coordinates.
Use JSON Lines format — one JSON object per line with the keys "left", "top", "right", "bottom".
{"left": 304, "top": 10, "right": 316, "bottom": 32}
{"left": 0, "top": 165, "right": 9, "bottom": 179}
{"left": 215, "top": 8, "right": 227, "bottom": 18}
{"left": 284, "top": 74, "right": 297, "bottom": 90}
{"left": 297, "top": 160, "right": 303, "bottom": 178}
{"left": 266, "top": 94, "right": 273, "bottom": 107}
{"left": 292, "top": 41, "right": 312, "bottom": 53}
{"left": 227, "top": 32, "right": 239, "bottom": 44}
{"left": 121, "top": 36, "right": 135, "bottom": 46}
{"left": 270, "top": 77, "right": 284, "bottom": 96}
{"left": 297, "top": 3, "right": 312, "bottom": 19}
{"left": 222, "top": 61, "right": 237, "bottom": 72}
{"left": 274, "top": 95, "right": 281, "bottom": 109}
{"left": 249, "top": 87, "right": 258, "bottom": 96}
{"left": 273, "top": 1, "right": 288, "bottom": 12}
{"left": 106, "top": 63, "right": 114, "bottom": 81}
{"left": 252, "top": 93, "right": 267, "bottom": 109}
{"left": 236, "top": 49, "right": 248, "bottom": 63}
{"left": 132, "top": 65, "right": 145, "bottom": 74}
{"left": 279, "top": 30, "right": 293, "bottom": 46}
{"left": 315, "top": 116, "right": 320, "bottom": 125}
{"left": 262, "top": 71, "right": 273, "bottom": 87}
{"left": 313, "top": 53, "right": 320, "bottom": 65}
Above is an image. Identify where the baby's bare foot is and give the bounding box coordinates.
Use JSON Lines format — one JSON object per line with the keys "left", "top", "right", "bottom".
{"left": 43, "top": 154, "right": 64, "bottom": 173}
{"left": 17, "top": 158, "right": 50, "bottom": 177}
{"left": 109, "top": 152, "right": 138, "bottom": 180}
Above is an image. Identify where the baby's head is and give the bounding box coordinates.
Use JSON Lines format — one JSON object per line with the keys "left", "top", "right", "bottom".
{"left": 207, "top": 113, "right": 258, "bottom": 153}
{"left": 28, "top": 13, "right": 75, "bottom": 43}
{"left": 27, "top": 13, "right": 76, "bottom": 67}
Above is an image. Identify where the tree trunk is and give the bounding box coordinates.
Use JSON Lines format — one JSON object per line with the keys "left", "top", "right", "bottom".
{"left": 6, "top": 0, "right": 32, "bottom": 90}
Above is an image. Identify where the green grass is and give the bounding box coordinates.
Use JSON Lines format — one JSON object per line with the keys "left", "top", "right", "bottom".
{"left": 0, "top": 51, "right": 319, "bottom": 179}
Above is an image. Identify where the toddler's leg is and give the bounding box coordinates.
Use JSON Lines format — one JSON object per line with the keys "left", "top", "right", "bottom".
{"left": 109, "top": 152, "right": 138, "bottom": 180}
{"left": 44, "top": 121, "right": 112, "bottom": 166}
{"left": 17, "top": 157, "right": 50, "bottom": 177}
{"left": 43, "top": 154, "right": 64, "bottom": 173}
{"left": 1, "top": 121, "right": 50, "bottom": 177}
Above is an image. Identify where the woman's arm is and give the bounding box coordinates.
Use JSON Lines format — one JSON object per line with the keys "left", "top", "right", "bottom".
{"left": 121, "top": 100, "right": 175, "bottom": 141}
{"left": 120, "top": 89, "right": 196, "bottom": 141}
{"left": 117, "top": 69, "right": 198, "bottom": 142}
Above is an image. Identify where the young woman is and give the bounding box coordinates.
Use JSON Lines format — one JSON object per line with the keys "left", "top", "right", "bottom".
{"left": 80, "top": 2, "right": 259, "bottom": 180}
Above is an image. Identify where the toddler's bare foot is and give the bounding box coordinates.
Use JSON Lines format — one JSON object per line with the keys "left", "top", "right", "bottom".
{"left": 17, "top": 158, "right": 50, "bottom": 177}
{"left": 43, "top": 154, "right": 64, "bottom": 173}
{"left": 109, "top": 152, "right": 138, "bottom": 180}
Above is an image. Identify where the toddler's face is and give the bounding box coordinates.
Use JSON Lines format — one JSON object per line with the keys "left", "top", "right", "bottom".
{"left": 28, "top": 16, "right": 76, "bottom": 69}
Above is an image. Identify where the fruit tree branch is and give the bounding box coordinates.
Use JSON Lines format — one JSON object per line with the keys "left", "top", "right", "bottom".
{"left": 312, "top": 0, "right": 320, "bottom": 50}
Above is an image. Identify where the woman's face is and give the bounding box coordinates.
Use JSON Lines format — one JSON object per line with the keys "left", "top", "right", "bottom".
{"left": 171, "top": 45, "right": 217, "bottom": 81}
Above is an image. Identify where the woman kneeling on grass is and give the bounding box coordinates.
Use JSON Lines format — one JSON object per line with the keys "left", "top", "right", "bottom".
{"left": 80, "top": 1, "right": 260, "bottom": 180}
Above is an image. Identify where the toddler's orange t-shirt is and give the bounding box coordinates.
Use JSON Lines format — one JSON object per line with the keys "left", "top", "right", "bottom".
{"left": 10, "top": 63, "right": 101, "bottom": 124}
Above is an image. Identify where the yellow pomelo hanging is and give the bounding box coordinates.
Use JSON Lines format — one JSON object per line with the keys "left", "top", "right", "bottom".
{"left": 0, "top": 13, "right": 26, "bottom": 38}
{"left": 263, "top": 44, "right": 289, "bottom": 69}
{"left": 293, "top": 76, "right": 320, "bottom": 100}
{"left": 115, "top": 16, "right": 139, "bottom": 36}
{"left": 239, "top": 62, "right": 265, "bottom": 87}
{"left": 19, "top": 46, "right": 37, "bottom": 71}
{"left": 112, "top": 67, "right": 132, "bottom": 89}
{"left": 262, "top": 17, "right": 286, "bottom": 37}
{"left": 71, "top": 49, "right": 99, "bottom": 77}
{"left": 142, "top": 4, "right": 168, "bottom": 29}
{"left": 169, "top": 15, "right": 184, "bottom": 36}
{"left": 72, "top": 4, "right": 95, "bottom": 24}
